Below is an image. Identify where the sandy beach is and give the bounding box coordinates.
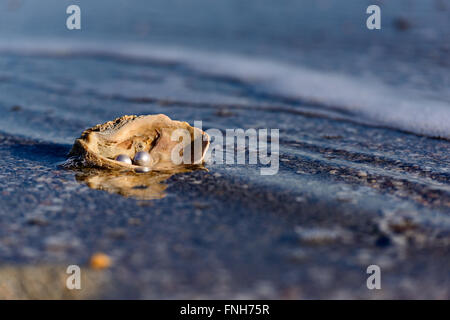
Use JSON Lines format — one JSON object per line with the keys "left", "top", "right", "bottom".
{"left": 0, "top": 0, "right": 449, "bottom": 299}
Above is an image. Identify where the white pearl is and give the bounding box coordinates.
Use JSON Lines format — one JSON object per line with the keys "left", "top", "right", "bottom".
{"left": 133, "top": 151, "right": 152, "bottom": 166}
{"left": 115, "top": 154, "right": 132, "bottom": 164}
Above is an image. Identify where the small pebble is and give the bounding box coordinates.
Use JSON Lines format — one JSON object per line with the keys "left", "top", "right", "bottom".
{"left": 193, "top": 201, "right": 210, "bottom": 209}
{"left": 128, "top": 218, "right": 141, "bottom": 225}
{"left": 26, "top": 216, "right": 48, "bottom": 226}
{"left": 393, "top": 17, "right": 412, "bottom": 31}
{"left": 215, "top": 109, "right": 234, "bottom": 117}
{"left": 10, "top": 105, "right": 22, "bottom": 112}
{"left": 90, "top": 253, "right": 111, "bottom": 269}
{"left": 357, "top": 170, "right": 368, "bottom": 177}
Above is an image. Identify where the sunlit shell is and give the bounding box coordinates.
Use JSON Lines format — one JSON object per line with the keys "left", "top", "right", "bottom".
{"left": 63, "top": 114, "right": 209, "bottom": 171}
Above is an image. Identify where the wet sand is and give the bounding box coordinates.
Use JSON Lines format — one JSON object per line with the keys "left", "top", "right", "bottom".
{"left": 0, "top": 86, "right": 449, "bottom": 298}
{"left": 0, "top": 0, "right": 449, "bottom": 299}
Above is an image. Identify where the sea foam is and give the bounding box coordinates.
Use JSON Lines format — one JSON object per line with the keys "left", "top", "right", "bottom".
{"left": 1, "top": 39, "right": 449, "bottom": 139}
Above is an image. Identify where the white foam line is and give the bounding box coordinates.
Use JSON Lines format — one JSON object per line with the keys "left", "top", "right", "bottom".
{"left": 1, "top": 38, "right": 449, "bottom": 139}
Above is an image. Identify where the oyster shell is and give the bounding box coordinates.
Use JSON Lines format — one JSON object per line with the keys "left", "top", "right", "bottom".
{"left": 64, "top": 114, "right": 209, "bottom": 171}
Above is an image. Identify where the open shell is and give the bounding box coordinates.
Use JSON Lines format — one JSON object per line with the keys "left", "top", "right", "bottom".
{"left": 64, "top": 114, "right": 209, "bottom": 171}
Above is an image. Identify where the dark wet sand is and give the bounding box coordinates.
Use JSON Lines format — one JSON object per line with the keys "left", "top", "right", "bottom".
{"left": 0, "top": 118, "right": 449, "bottom": 298}
{"left": 0, "top": 10, "right": 449, "bottom": 296}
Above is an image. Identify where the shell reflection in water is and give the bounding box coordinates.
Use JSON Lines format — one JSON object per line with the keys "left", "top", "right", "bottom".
{"left": 75, "top": 167, "right": 201, "bottom": 200}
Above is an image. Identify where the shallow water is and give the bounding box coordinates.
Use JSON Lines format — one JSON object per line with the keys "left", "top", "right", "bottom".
{"left": 0, "top": 0, "right": 449, "bottom": 298}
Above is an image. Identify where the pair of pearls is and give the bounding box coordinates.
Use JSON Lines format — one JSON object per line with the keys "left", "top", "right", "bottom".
{"left": 115, "top": 151, "right": 152, "bottom": 171}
